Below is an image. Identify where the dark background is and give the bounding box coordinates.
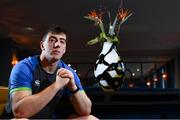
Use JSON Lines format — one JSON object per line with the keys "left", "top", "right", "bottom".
{"left": 0, "top": 0, "right": 180, "bottom": 118}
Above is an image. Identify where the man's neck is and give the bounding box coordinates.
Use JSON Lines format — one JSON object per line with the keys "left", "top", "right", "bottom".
{"left": 40, "top": 55, "right": 59, "bottom": 74}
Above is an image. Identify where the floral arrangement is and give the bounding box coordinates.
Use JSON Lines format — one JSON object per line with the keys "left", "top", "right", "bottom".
{"left": 84, "top": 8, "right": 133, "bottom": 45}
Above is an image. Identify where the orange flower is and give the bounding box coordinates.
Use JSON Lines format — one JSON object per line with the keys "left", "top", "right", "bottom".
{"left": 87, "top": 10, "right": 104, "bottom": 25}
{"left": 117, "top": 8, "right": 132, "bottom": 21}
{"left": 84, "top": 5, "right": 133, "bottom": 45}
{"left": 87, "top": 10, "right": 99, "bottom": 18}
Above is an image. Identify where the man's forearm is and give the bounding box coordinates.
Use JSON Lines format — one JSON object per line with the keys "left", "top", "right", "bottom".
{"left": 12, "top": 83, "right": 60, "bottom": 118}
{"left": 70, "top": 91, "right": 92, "bottom": 116}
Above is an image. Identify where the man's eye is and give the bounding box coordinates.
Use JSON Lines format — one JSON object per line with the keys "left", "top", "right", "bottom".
{"left": 60, "top": 40, "right": 65, "bottom": 44}
{"left": 49, "top": 38, "right": 55, "bottom": 43}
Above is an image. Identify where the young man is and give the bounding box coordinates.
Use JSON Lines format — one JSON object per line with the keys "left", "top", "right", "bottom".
{"left": 2, "top": 25, "right": 97, "bottom": 119}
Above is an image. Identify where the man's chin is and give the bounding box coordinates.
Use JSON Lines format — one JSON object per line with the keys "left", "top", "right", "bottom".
{"left": 52, "top": 57, "right": 60, "bottom": 61}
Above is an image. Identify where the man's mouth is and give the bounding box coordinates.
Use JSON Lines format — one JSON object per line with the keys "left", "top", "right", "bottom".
{"left": 52, "top": 50, "right": 60, "bottom": 54}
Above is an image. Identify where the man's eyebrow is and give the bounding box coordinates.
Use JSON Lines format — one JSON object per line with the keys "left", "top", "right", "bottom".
{"left": 49, "top": 36, "right": 57, "bottom": 40}
{"left": 48, "top": 35, "right": 66, "bottom": 41}
{"left": 59, "top": 38, "right": 66, "bottom": 40}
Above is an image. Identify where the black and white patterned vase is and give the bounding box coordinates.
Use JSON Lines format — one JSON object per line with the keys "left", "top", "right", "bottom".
{"left": 94, "top": 41, "right": 125, "bottom": 91}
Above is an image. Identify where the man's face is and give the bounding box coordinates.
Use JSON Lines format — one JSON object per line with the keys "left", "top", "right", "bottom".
{"left": 41, "top": 32, "right": 67, "bottom": 61}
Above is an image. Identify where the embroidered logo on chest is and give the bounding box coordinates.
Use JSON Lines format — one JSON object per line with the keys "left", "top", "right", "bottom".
{"left": 34, "top": 80, "right": 40, "bottom": 86}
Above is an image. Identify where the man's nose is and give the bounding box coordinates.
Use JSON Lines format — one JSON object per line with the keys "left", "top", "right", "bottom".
{"left": 54, "top": 41, "right": 61, "bottom": 47}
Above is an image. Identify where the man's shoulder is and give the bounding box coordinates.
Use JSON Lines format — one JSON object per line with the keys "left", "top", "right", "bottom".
{"left": 26, "top": 55, "right": 39, "bottom": 64}
{"left": 15, "top": 55, "right": 39, "bottom": 70}
{"left": 58, "top": 60, "right": 70, "bottom": 69}
{"left": 58, "top": 60, "right": 75, "bottom": 73}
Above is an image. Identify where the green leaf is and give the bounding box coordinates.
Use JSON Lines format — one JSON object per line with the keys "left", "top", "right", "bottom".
{"left": 111, "top": 36, "right": 119, "bottom": 43}
{"left": 83, "top": 16, "right": 96, "bottom": 22}
{"left": 87, "top": 37, "right": 100, "bottom": 45}
{"left": 106, "top": 36, "right": 119, "bottom": 43}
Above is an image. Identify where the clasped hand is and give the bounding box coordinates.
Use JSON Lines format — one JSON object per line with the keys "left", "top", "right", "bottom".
{"left": 56, "top": 68, "right": 76, "bottom": 90}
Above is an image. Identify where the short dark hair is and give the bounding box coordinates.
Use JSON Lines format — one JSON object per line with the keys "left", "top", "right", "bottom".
{"left": 42, "top": 25, "right": 68, "bottom": 41}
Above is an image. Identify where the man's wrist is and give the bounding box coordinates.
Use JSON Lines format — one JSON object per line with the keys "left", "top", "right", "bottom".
{"left": 70, "top": 86, "right": 80, "bottom": 94}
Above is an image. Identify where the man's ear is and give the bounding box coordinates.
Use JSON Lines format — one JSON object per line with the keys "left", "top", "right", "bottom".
{"left": 40, "top": 41, "right": 45, "bottom": 51}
